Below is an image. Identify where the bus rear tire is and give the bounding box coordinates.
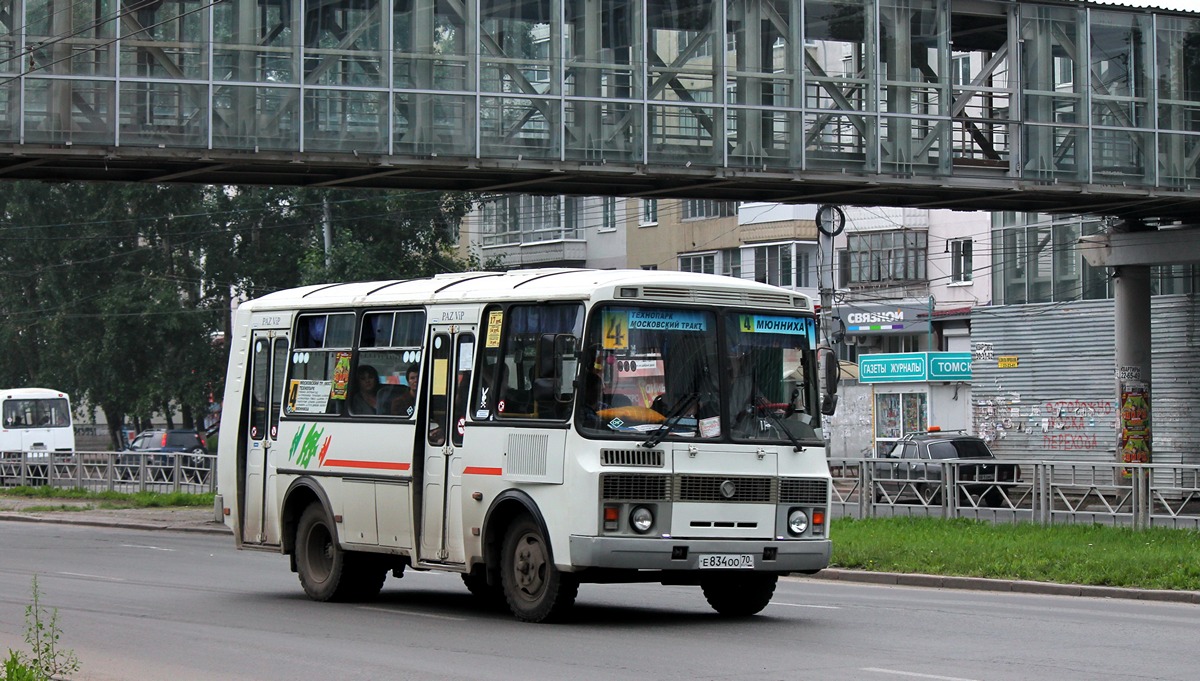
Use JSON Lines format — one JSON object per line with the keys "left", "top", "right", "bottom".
{"left": 500, "top": 516, "right": 578, "bottom": 623}
{"left": 701, "top": 573, "right": 777, "bottom": 617}
{"left": 295, "top": 504, "right": 386, "bottom": 602}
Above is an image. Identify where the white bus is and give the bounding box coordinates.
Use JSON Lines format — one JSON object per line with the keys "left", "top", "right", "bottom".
{"left": 1, "top": 388, "right": 76, "bottom": 454}
{"left": 217, "top": 269, "right": 838, "bottom": 621}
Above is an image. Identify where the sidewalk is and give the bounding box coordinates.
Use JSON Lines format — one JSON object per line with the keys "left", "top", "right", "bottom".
{"left": 0, "top": 497, "right": 226, "bottom": 535}
{"left": 2, "top": 499, "right": 1197, "bottom": 605}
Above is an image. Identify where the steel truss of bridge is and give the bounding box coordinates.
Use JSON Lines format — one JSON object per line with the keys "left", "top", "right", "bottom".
{"left": 2, "top": 0, "right": 1200, "bottom": 220}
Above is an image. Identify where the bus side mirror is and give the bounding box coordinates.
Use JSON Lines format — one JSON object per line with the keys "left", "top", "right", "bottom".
{"left": 819, "top": 346, "right": 840, "bottom": 416}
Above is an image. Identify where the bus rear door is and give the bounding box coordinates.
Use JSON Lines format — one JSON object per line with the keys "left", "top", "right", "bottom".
{"left": 418, "top": 326, "right": 475, "bottom": 564}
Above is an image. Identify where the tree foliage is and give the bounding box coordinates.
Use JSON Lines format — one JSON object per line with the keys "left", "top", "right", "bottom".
{"left": 0, "top": 182, "right": 476, "bottom": 448}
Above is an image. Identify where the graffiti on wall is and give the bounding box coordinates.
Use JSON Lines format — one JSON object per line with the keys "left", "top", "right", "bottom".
{"left": 973, "top": 395, "right": 1116, "bottom": 452}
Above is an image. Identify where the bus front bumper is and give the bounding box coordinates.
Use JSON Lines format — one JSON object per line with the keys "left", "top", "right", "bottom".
{"left": 568, "top": 535, "right": 831, "bottom": 573}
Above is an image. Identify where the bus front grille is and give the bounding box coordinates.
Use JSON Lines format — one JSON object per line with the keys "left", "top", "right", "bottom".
{"left": 676, "top": 475, "right": 775, "bottom": 503}
{"left": 601, "top": 473, "right": 671, "bottom": 501}
{"left": 779, "top": 478, "right": 829, "bottom": 505}
{"left": 600, "top": 474, "right": 829, "bottom": 505}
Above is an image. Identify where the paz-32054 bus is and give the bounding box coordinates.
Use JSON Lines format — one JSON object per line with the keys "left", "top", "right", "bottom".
{"left": 217, "top": 269, "right": 838, "bottom": 622}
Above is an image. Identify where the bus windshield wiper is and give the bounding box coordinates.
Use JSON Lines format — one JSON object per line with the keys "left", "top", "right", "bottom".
{"left": 641, "top": 392, "right": 699, "bottom": 449}
{"left": 753, "top": 396, "right": 805, "bottom": 453}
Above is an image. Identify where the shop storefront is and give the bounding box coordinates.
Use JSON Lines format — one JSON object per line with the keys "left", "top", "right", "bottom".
{"left": 858, "top": 352, "right": 973, "bottom": 456}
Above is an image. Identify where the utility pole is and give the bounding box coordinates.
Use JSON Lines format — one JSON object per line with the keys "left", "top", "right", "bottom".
{"left": 815, "top": 205, "right": 846, "bottom": 432}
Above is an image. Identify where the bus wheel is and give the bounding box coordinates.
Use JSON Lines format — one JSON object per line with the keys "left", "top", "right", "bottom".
{"left": 701, "top": 573, "right": 777, "bottom": 617}
{"left": 295, "top": 503, "right": 360, "bottom": 602}
{"left": 500, "top": 516, "right": 578, "bottom": 622}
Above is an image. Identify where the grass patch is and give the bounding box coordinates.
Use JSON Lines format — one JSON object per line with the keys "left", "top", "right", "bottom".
{"left": 832, "top": 517, "right": 1200, "bottom": 591}
{"left": 0, "top": 487, "right": 214, "bottom": 509}
{"left": 19, "top": 504, "right": 94, "bottom": 513}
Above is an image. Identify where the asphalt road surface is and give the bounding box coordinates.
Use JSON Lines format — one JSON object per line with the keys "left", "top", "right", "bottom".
{"left": 0, "top": 522, "right": 1196, "bottom": 681}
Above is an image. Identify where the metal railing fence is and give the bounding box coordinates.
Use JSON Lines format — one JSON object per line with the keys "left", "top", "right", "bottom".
{"left": 830, "top": 458, "right": 1200, "bottom": 531}
{"left": 1, "top": 450, "right": 215, "bottom": 495}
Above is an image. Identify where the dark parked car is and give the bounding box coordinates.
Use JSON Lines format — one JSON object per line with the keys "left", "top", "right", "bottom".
{"left": 872, "top": 430, "right": 1019, "bottom": 506}
{"left": 124, "top": 429, "right": 209, "bottom": 468}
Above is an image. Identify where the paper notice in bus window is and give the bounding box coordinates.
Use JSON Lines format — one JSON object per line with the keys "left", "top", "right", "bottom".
{"left": 330, "top": 352, "right": 352, "bottom": 399}
{"left": 432, "top": 358, "right": 449, "bottom": 395}
{"left": 699, "top": 416, "right": 721, "bottom": 438}
{"left": 291, "top": 380, "right": 334, "bottom": 414}
{"left": 486, "top": 311, "right": 504, "bottom": 348}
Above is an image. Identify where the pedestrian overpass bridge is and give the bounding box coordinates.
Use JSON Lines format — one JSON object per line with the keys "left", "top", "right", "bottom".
{"left": 3, "top": 0, "right": 1200, "bottom": 221}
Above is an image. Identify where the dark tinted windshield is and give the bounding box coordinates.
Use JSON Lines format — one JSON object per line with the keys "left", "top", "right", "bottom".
{"left": 928, "top": 439, "right": 992, "bottom": 459}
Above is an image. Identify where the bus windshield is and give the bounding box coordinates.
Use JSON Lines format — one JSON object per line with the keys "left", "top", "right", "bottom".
{"left": 579, "top": 306, "right": 720, "bottom": 439}
{"left": 578, "top": 305, "right": 821, "bottom": 445}
{"left": 723, "top": 311, "right": 822, "bottom": 444}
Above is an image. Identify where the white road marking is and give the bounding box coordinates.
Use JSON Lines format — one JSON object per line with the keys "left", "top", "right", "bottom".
{"left": 56, "top": 572, "right": 125, "bottom": 582}
{"left": 861, "top": 668, "right": 982, "bottom": 681}
{"left": 120, "top": 544, "right": 174, "bottom": 552}
{"left": 771, "top": 602, "right": 840, "bottom": 609}
{"left": 358, "top": 606, "right": 467, "bottom": 622}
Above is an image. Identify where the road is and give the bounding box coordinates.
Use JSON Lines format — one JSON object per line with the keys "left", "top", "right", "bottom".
{"left": 0, "top": 522, "right": 1196, "bottom": 681}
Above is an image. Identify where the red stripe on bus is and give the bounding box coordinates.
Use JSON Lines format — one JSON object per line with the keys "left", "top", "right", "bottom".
{"left": 463, "top": 466, "right": 503, "bottom": 476}
{"left": 323, "top": 460, "right": 411, "bottom": 471}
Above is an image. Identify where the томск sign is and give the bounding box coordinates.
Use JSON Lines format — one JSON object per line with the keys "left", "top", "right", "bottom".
{"left": 858, "top": 352, "right": 972, "bottom": 383}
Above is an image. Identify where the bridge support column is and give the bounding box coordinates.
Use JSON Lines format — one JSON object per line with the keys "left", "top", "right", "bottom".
{"left": 1112, "top": 220, "right": 1152, "bottom": 468}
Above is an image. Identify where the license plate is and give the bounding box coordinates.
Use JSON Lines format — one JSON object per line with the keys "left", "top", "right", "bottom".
{"left": 698, "top": 554, "right": 755, "bottom": 569}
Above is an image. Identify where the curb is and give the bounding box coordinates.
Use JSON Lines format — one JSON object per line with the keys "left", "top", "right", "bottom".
{"left": 801, "top": 568, "right": 1200, "bottom": 604}
{"left": 0, "top": 511, "right": 230, "bottom": 536}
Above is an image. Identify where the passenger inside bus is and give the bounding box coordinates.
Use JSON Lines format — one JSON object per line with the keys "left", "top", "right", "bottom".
{"left": 349, "top": 365, "right": 381, "bottom": 414}
{"left": 389, "top": 363, "right": 420, "bottom": 417}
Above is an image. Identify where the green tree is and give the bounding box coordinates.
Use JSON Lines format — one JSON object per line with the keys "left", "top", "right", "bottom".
{"left": 0, "top": 181, "right": 479, "bottom": 448}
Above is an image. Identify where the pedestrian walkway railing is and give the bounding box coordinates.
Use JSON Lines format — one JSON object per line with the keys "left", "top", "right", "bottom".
{"left": 0, "top": 450, "right": 215, "bottom": 495}
{"left": 830, "top": 458, "right": 1200, "bottom": 530}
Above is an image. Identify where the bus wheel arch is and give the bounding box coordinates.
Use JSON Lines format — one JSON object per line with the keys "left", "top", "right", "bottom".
{"left": 281, "top": 478, "right": 332, "bottom": 560}
{"left": 481, "top": 491, "right": 547, "bottom": 583}
{"left": 484, "top": 492, "right": 578, "bottom": 622}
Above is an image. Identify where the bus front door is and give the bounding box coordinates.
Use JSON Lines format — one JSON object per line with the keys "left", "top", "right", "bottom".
{"left": 418, "top": 328, "right": 475, "bottom": 565}
{"left": 241, "top": 330, "right": 289, "bottom": 546}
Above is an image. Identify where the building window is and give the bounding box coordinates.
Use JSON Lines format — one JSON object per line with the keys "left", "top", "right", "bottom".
{"left": 950, "top": 238, "right": 973, "bottom": 282}
{"left": 837, "top": 249, "right": 850, "bottom": 288}
{"left": 951, "top": 55, "right": 971, "bottom": 86}
{"left": 683, "top": 199, "right": 737, "bottom": 220}
{"left": 754, "top": 243, "right": 793, "bottom": 287}
{"left": 641, "top": 199, "right": 658, "bottom": 226}
{"left": 680, "top": 253, "right": 716, "bottom": 274}
{"left": 601, "top": 197, "right": 617, "bottom": 232}
{"left": 721, "top": 248, "right": 741, "bottom": 279}
{"left": 795, "top": 249, "right": 812, "bottom": 288}
{"left": 847, "top": 231, "right": 927, "bottom": 284}
{"left": 641, "top": 264, "right": 658, "bottom": 270}
{"left": 479, "top": 195, "right": 580, "bottom": 246}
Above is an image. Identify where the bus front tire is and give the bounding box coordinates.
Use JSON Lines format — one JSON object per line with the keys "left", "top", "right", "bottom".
{"left": 295, "top": 504, "right": 386, "bottom": 602}
{"left": 500, "top": 516, "right": 578, "bottom": 623}
{"left": 700, "top": 573, "right": 778, "bottom": 617}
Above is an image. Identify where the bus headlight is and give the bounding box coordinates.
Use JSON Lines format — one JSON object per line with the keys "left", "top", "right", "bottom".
{"left": 630, "top": 506, "right": 654, "bottom": 533}
{"left": 788, "top": 509, "right": 809, "bottom": 536}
